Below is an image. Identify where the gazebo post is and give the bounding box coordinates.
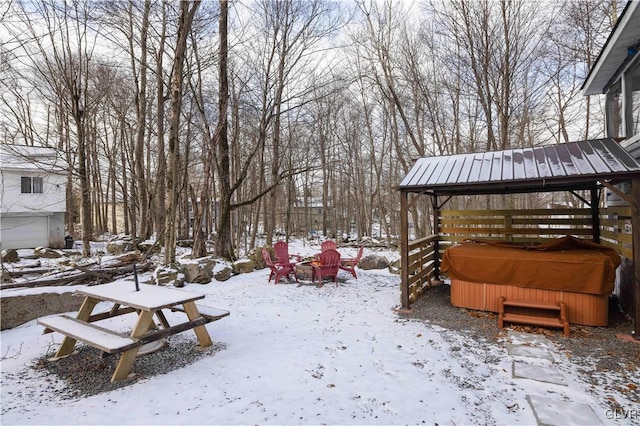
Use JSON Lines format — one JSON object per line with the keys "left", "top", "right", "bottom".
{"left": 400, "top": 189, "right": 410, "bottom": 310}
{"left": 432, "top": 195, "right": 441, "bottom": 283}
{"left": 591, "top": 187, "right": 600, "bottom": 243}
{"left": 632, "top": 177, "right": 640, "bottom": 339}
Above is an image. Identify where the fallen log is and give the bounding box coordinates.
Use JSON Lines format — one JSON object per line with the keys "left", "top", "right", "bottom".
{"left": 1, "top": 273, "right": 81, "bottom": 289}
{"left": 101, "top": 252, "right": 142, "bottom": 268}
{"left": 6, "top": 268, "right": 53, "bottom": 277}
{"left": 0, "top": 262, "right": 153, "bottom": 290}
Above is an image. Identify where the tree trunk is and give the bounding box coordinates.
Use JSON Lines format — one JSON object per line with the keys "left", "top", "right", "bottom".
{"left": 164, "top": 0, "right": 201, "bottom": 265}
{"left": 132, "top": 0, "right": 151, "bottom": 240}
{"left": 215, "top": 0, "right": 234, "bottom": 260}
{"left": 155, "top": 3, "right": 168, "bottom": 240}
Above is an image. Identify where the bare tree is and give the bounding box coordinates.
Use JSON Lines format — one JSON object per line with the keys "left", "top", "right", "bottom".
{"left": 164, "top": 0, "right": 201, "bottom": 265}
{"left": 546, "top": 0, "right": 622, "bottom": 140}
{"left": 131, "top": 0, "right": 152, "bottom": 240}
{"left": 3, "top": 1, "right": 107, "bottom": 256}
{"left": 213, "top": 0, "right": 234, "bottom": 259}
{"left": 153, "top": 1, "right": 169, "bottom": 240}
{"left": 355, "top": 0, "right": 423, "bottom": 157}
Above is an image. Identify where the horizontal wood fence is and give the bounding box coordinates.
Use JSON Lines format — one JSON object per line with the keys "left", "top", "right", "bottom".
{"left": 599, "top": 206, "right": 633, "bottom": 259}
{"left": 437, "top": 207, "right": 632, "bottom": 258}
{"left": 404, "top": 206, "right": 634, "bottom": 304}
{"left": 438, "top": 208, "right": 595, "bottom": 244}
{"left": 406, "top": 234, "right": 438, "bottom": 303}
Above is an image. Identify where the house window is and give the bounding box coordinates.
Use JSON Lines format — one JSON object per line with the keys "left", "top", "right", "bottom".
{"left": 21, "top": 177, "right": 44, "bottom": 194}
{"left": 630, "top": 60, "right": 640, "bottom": 136}
{"left": 606, "top": 56, "right": 640, "bottom": 138}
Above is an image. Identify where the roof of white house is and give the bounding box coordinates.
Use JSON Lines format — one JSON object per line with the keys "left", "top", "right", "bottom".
{"left": 0, "top": 144, "right": 67, "bottom": 173}
{"left": 294, "top": 197, "right": 330, "bottom": 208}
{"left": 582, "top": 1, "right": 640, "bottom": 95}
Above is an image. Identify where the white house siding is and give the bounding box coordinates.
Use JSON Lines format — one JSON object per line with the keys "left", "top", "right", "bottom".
{"left": 0, "top": 145, "right": 67, "bottom": 249}
{"left": 0, "top": 213, "right": 65, "bottom": 249}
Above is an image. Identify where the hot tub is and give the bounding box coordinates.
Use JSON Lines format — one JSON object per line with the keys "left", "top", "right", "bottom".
{"left": 441, "top": 236, "right": 621, "bottom": 326}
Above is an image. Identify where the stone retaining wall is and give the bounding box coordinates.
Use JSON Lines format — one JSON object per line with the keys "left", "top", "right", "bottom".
{"left": 1, "top": 292, "right": 83, "bottom": 330}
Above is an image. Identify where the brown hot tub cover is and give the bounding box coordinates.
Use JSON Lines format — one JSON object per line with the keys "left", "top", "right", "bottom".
{"left": 441, "top": 236, "right": 621, "bottom": 295}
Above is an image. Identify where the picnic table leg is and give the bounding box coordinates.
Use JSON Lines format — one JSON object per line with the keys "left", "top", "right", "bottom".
{"left": 155, "top": 310, "right": 171, "bottom": 329}
{"left": 55, "top": 296, "right": 99, "bottom": 358}
{"left": 111, "top": 310, "right": 154, "bottom": 382}
{"left": 182, "top": 301, "right": 213, "bottom": 348}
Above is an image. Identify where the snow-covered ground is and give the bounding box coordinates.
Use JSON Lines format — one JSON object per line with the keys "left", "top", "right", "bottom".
{"left": 0, "top": 241, "right": 634, "bottom": 425}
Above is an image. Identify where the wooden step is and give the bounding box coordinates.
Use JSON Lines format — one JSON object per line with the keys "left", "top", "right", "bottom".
{"left": 502, "top": 313, "right": 564, "bottom": 328}
{"left": 498, "top": 296, "right": 570, "bottom": 337}
{"left": 502, "top": 300, "right": 561, "bottom": 311}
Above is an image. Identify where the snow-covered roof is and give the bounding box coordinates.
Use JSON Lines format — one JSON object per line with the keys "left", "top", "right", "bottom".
{"left": 0, "top": 144, "right": 67, "bottom": 173}
{"left": 294, "top": 197, "right": 330, "bottom": 208}
{"left": 399, "top": 138, "right": 640, "bottom": 195}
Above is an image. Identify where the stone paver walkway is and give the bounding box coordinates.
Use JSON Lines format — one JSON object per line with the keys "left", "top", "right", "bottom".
{"left": 505, "top": 330, "right": 605, "bottom": 425}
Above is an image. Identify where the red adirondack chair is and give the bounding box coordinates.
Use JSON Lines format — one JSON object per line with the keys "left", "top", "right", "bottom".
{"left": 339, "top": 246, "right": 364, "bottom": 279}
{"left": 312, "top": 248, "right": 341, "bottom": 287}
{"left": 262, "top": 249, "right": 298, "bottom": 284}
{"left": 273, "top": 241, "right": 301, "bottom": 266}
{"left": 321, "top": 240, "right": 337, "bottom": 252}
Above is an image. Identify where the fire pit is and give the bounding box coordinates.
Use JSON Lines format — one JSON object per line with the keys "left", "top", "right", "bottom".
{"left": 295, "top": 260, "right": 316, "bottom": 281}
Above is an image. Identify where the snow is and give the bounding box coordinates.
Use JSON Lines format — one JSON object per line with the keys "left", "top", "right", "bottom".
{"left": 1, "top": 285, "right": 79, "bottom": 297}
{"left": 0, "top": 241, "right": 628, "bottom": 425}
{"left": 76, "top": 281, "right": 205, "bottom": 310}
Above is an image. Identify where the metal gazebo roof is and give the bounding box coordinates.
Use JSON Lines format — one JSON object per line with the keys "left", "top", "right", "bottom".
{"left": 399, "top": 138, "right": 640, "bottom": 196}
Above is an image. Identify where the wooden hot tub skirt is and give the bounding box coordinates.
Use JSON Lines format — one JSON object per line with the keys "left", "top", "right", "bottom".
{"left": 450, "top": 279, "right": 609, "bottom": 326}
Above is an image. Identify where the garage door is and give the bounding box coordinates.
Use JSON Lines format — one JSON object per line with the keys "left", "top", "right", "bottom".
{"left": 1, "top": 216, "right": 49, "bottom": 249}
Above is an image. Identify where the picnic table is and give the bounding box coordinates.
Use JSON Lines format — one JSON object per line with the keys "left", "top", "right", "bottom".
{"left": 38, "top": 281, "right": 229, "bottom": 382}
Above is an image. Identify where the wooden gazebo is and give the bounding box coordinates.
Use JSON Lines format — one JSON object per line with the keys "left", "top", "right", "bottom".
{"left": 398, "top": 138, "right": 640, "bottom": 338}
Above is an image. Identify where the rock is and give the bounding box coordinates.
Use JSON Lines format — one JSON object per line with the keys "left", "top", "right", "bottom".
{"left": 106, "top": 240, "right": 137, "bottom": 255}
{"left": 1, "top": 249, "right": 20, "bottom": 263}
{"left": 176, "top": 239, "right": 194, "bottom": 248}
{"left": 34, "top": 247, "right": 62, "bottom": 258}
{"left": 248, "top": 247, "right": 270, "bottom": 270}
{"left": 138, "top": 242, "right": 161, "bottom": 254}
{"left": 232, "top": 259, "right": 256, "bottom": 274}
{"left": 181, "top": 257, "right": 216, "bottom": 284}
{"left": 214, "top": 266, "right": 233, "bottom": 282}
{"left": 358, "top": 254, "right": 390, "bottom": 270}
{"left": 153, "top": 265, "right": 185, "bottom": 287}
{"left": 107, "top": 242, "right": 123, "bottom": 255}
{"left": 0, "top": 266, "right": 13, "bottom": 283}
{"left": 388, "top": 259, "right": 401, "bottom": 275}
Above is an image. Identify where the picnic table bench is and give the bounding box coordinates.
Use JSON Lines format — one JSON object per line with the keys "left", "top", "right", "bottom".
{"left": 39, "top": 304, "right": 230, "bottom": 355}
{"left": 37, "top": 282, "right": 230, "bottom": 382}
{"left": 39, "top": 315, "right": 139, "bottom": 354}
